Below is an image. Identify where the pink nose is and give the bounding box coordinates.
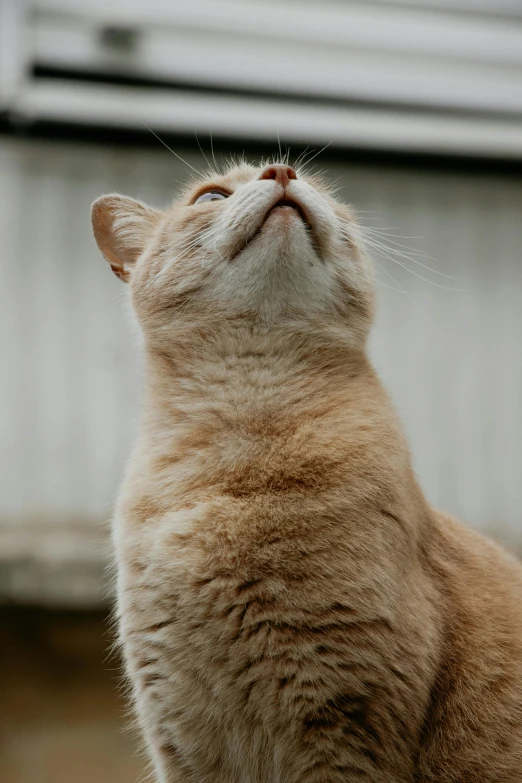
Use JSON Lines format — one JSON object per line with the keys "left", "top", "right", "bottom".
{"left": 259, "top": 164, "right": 297, "bottom": 188}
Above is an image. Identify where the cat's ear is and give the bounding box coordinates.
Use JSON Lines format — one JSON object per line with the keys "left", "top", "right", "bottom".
{"left": 91, "top": 194, "right": 162, "bottom": 282}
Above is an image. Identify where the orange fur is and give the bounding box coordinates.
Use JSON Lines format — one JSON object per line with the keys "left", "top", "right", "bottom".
{"left": 92, "top": 161, "right": 522, "bottom": 782}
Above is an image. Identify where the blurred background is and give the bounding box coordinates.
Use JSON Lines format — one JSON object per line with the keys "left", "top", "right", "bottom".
{"left": 1, "top": 0, "right": 522, "bottom": 780}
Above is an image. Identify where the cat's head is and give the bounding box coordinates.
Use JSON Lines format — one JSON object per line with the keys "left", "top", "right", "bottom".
{"left": 91, "top": 160, "right": 375, "bottom": 351}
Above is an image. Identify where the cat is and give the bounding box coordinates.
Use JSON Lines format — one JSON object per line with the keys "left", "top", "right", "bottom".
{"left": 92, "top": 160, "right": 522, "bottom": 782}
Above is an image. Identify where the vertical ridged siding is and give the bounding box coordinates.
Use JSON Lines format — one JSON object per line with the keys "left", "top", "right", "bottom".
{"left": 1, "top": 137, "right": 521, "bottom": 568}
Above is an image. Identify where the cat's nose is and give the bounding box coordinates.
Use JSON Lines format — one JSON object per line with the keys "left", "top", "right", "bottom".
{"left": 259, "top": 164, "right": 297, "bottom": 188}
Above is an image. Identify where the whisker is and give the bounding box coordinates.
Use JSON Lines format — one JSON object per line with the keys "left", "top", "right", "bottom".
{"left": 358, "top": 233, "right": 443, "bottom": 267}
{"left": 375, "top": 278, "right": 416, "bottom": 295}
{"left": 341, "top": 219, "right": 463, "bottom": 282}
{"left": 357, "top": 227, "right": 421, "bottom": 238}
{"left": 296, "top": 162, "right": 321, "bottom": 179}
{"left": 141, "top": 122, "right": 200, "bottom": 175}
{"left": 194, "top": 132, "right": 211, "bottom": 170}
{"left": 361, "top": 236, "right": 437, "bottom": 261}
{"left": 372, "top": 258, "right": 438, "bottom": 328}
{"left": 356, "top": 226, "right": 433, "bottom": 252}
{"left": 161, "top": 217, "right": 238, "bottom": 261}
{"left": 209, "top": 127, "right": 218, "bottom": 170}
{"left": 300, "top": 141, "right": 332, "bottom": 168}
{"left": 293, "top": 146, "right": 311, "bottom": 169}
{"left": 360, "top": 237, "right": 467, "bottom": 291}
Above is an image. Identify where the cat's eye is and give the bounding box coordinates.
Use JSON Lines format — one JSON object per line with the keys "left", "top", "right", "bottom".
{"left": 194, "top": 190, "right": 228, "bottom": 204}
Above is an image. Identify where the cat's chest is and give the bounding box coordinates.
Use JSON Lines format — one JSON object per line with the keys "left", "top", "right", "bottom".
{"left": 117, "top": 503, "right": 418, "bottom": 782}
{"left": 122, "top": 546, "right": 311, "bottom": 768}
{"left": 123, "top": 505, "right": 324, "bottom": 681}
{"left": 119, "top": 497, "right": 378, "bottom": 664}
{"left": 122, "top": 515, "right": 377, "bottom": 704}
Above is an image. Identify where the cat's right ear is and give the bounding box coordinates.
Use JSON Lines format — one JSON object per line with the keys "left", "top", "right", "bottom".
{"left": 91, "top": 194, "right": 162, "bottom": 282}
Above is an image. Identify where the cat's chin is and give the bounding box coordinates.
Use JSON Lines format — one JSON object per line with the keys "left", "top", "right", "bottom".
{"left": 231, "top": 207, "right": 314, "bottom": 262}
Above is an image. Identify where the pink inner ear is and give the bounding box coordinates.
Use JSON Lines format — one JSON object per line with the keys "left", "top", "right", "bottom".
{"left": 91, "top": 198, "right": 125, "bottom": 271}
{"left": 110, "top": 262, "right": 129, "bottom": 282}
{"left": 91, "top": 194, "right": 161, "bottom": 282}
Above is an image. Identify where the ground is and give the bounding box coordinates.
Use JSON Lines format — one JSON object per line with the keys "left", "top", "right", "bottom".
{"left": 0, "top": 607, "right": 147, "bottom": 783}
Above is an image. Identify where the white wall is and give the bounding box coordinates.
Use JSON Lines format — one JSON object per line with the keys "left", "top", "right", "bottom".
{"left": 1, "top": 136, "right": 521, "bottom": 603}
{"left": 5, "top": 1, "right": 522, "bottom": 157}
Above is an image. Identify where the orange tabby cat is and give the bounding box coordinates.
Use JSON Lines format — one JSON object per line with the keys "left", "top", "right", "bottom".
{"left": 92, "top": 161, "right": 522, "bottom": 782}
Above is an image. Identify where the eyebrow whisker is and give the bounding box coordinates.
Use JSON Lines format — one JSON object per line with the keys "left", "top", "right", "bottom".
{"left": 209, "top": 128, "right": 218, "bottom": 170}
{"left": 142, "top": 122, "right": 201, "bottom": 175}
{"left": 194, "top": 132, "right": 212, "bottom": 171}
{"left": 300, "top": 141, "right": 332, "bottom": 168}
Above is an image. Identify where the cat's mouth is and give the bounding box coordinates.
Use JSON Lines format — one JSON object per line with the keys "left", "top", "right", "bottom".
{"left": 265, "top": 197, "right": 312, "bottom": 229}
{"left": 230, "top": 195, "right": 315, "bottom": 260}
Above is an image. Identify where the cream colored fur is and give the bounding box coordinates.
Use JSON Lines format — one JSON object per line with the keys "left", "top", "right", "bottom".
{"left": 92, "top": 161, "right": 522, "bottom": 782}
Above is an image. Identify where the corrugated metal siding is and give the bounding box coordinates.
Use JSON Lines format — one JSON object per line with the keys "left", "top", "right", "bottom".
{"left": 1, "top": 137, "right": 521, "bottom": 602}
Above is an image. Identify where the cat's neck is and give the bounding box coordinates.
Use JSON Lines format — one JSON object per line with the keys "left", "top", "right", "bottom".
{"left": 127, "top": 321, "right": 429, "bottom": 544}
{"left": 141, "top": 320, "right": 370, "bottom": 431}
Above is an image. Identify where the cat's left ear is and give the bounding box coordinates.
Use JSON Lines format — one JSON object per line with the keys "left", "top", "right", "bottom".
{"left": 91, "top": 194, "right": 162, "bottom": 282}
